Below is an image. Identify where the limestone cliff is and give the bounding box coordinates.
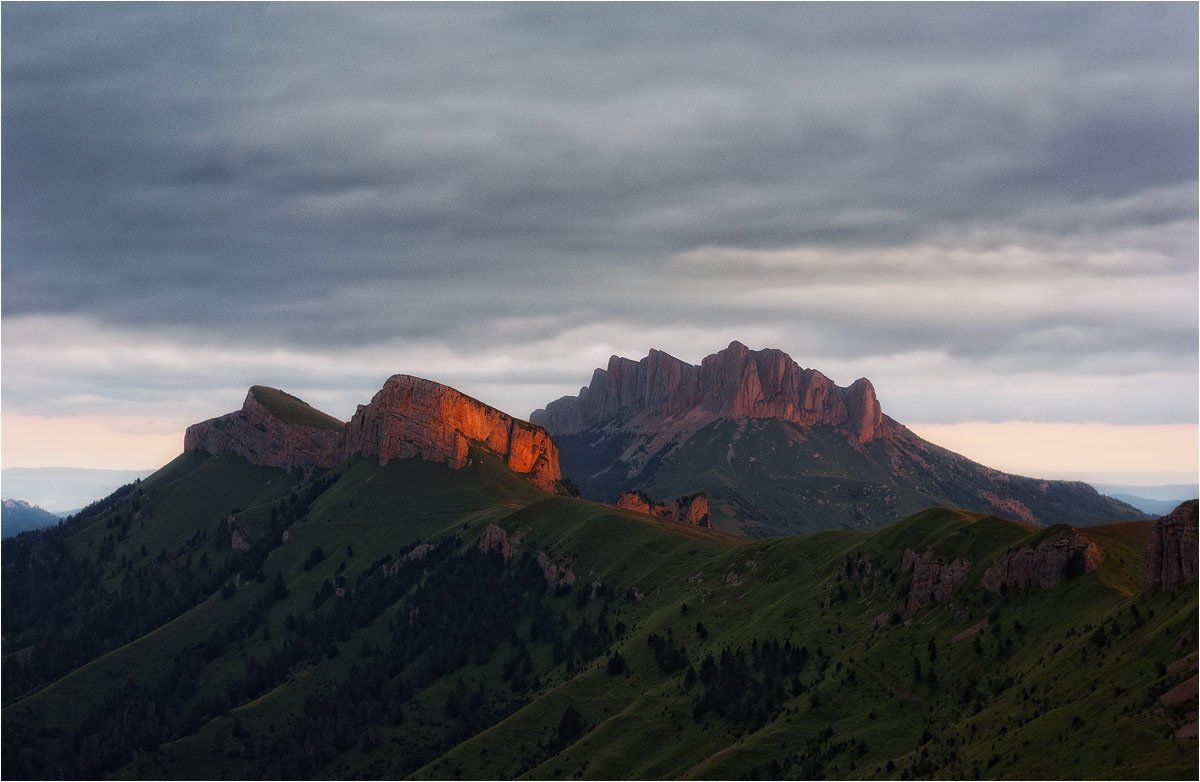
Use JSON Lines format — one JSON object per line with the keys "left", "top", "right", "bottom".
{"left": 981, "top": 527, "right": 1101, "bottom": 593}
{"left": 1142, "top": 500, "right": 1199, "bottom": 593}
{"left": 531, "top": 342, "right": 1142, "bottom": 537}
{"left": 344, "top": 375, "right": 561, "bottom": 492}
{"left": 184, "top": 387, "right": 344, "bottom": 472}
{"left": 900, "top": 548, "right": 971, "bottom": 614}
{"left": 186, "top": 377, "right": 561, "bottom": 492}
{"left": 531, "top": 341, "right": 892, "bottom": 444}
{"left": 615, "top": 491, "right": 711, "bottom": 527}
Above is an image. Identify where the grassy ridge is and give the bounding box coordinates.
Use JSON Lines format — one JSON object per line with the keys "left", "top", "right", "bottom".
{"left": 249, "top": 385, "right": 346, "bottom": 431}
{"left": 2, "top": 453, "right": 1194, "bottom": 780}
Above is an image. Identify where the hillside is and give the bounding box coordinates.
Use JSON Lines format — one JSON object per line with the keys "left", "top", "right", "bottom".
{"left": 533, "top": 342, "right": 1143, "bottom": 537}
{"left": 1, "top": 499, "right": 61, "bottom": 538}
{"left": 2, "top": 447, "right": 1194, "bottom": 779}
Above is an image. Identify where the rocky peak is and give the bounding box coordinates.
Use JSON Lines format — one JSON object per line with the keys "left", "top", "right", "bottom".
{"left": 343, "top": 375, "right": 561, "bottom": 492}
{"left": 1142, "top": 500, "right": 1198, "bottom": 593}
{"left": 184, "top": 387, "right": 344, "bottom": 472}
{"left": 186, "top": 376, "right": 562, "bottom": 492}
{"left": 531, "top": 341, "right": 892, "bottom": 443}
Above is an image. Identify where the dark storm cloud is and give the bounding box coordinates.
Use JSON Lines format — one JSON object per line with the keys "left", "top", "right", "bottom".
{"left": 2, "top": 2, "right": 1196, "bottom": 425}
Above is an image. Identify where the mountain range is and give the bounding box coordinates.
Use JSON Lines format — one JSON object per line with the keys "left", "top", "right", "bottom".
{"left": 532, "top": 341, "right": 1141, "bottom": 536}
{"left": 1, "top": 500, "right": 61, "bottom": 539}
{"left": 2, "top": 345, "right": 1195, "bottom": 780}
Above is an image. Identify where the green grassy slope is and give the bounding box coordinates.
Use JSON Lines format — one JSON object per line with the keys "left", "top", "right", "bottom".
{"left": 249, "top": 385, "right": 346, "bottom": 431}
{"left": 560, "top": 417, "right": 1143, "bottom": 537}
{"left": 2, "top": 454, "right": 1193, "bottom": 781}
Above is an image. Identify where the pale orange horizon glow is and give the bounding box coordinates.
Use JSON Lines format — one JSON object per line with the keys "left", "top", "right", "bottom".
{"left": 2, "top": 413, "right": 186, "bottom": 471}
{"left": 2, "top": 412, "right": 1196, "bottom": 486}
{"left": 907, "top": 421, "right": 1198, "bottom": 485}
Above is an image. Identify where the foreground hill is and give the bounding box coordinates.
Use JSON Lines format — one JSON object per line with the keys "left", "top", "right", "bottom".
{"left": 2, "top": 374, "right": 1195, "bottom": 780}
{"left": 532, "top": 341, "right": 1142, "bottom": 536}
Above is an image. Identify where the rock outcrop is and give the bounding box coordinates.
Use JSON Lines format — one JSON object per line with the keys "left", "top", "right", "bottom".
{"left": 344, "top": 375, "right": 561, "bottom": 492}
{"left": 531, "top": 341, "right": 893, "bottom": 444}
{"left": 185, "top": 387, "right": 344, "bottom": 472}
{"left": 1142, "top": 500, "right": 1199, "bottom": 593}
{"left": 186, "top": 377, "right": 561, "bottom": 492}
{"left": 537, "top": 551, "right": 576, "bottom": 590}
{"left": 981, "top": 527, "right": 1102, "bottom": 593}
{"left": 480, "top": 524, "right": 512, "bottom": 563}
{"left": 900, "top": 548, "right": 971, "bottom": 614}
{"left": 615, "top": 491, "right": 711, "bottom": 527}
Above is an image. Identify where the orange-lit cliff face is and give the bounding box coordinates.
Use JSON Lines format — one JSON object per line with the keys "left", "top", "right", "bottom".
{"left": 531, "top": 340, "right": 890, "bottom": 444}
{"left": 615, "top": 491, "right": 710, "bottom": 527}
{"left": 185, "top": 377, "right": 561, "bottom": 492}
{"left": 344, "top": 375, "right": 560, "bottom": 492}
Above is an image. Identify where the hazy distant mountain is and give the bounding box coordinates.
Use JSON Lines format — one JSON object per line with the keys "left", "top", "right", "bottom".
{"left": 1, "top": 499, "right": 61, "bottom": 538}
{"left": 0, "top": 467, "right": 156, "bottom": 513}
{"left": 1095, "top": 492, "right": 1197, "bottom": 517}
{"left": 532, "top": 341, "right": 1143, "bottom": 537}
{"left": 1091, "top": 483, "right": 1198, "bottom": 501}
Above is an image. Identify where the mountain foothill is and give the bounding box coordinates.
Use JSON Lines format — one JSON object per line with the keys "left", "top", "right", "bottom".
{"left": 2, "top": 342, "right": 1195, "bottom": 780}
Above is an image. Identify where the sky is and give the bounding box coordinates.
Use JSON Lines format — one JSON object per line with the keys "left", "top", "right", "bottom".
{"left": 2, "top": 2, "right": 1197, "bottom": 485}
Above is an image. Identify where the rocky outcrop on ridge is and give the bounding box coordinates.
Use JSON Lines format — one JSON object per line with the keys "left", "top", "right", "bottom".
{"left": 537, "top": 551, "right": 576, "bottom": 590}
{"left": 532, "top": 341, "right": 892, "bottom": 443}
{"left": 981, "top": 527, "right": 1101, "bottom": 593}
{"left": 186, "top": 377, "right": 561, "bottom": 492}
{"left": 900, "top": 548, "right": 971, "bottom": 614}
{"left": 1142, "top": 500, "right": 1199, "bottom": 593}
{"left": 184, "top": 387, "right": 344, "bottom": 472}
{"left": 480, "top": 524, "right": 513, "bottom": 563}
{"left": 344, "top": 375, "right": 560, "bottom": 493}
{"left": 616, "top": 491, "right": 711, "bottom": 527}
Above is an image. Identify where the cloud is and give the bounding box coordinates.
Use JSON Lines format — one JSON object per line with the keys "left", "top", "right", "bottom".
{"left": 1, "top": 3, "right": 1196, "bottom": 474}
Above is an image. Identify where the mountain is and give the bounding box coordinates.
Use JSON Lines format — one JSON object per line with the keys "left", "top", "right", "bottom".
{"left": 1, "top": 499, "right": 61, "bottom": 538}
{"left": 2, "top": 372, "right": 1196, "bottom": 780}
{"left": 532, "top": 341, "right": 1143, "bottom": 537}
{"left": 1105, "top": 493, "right": 1184, "bottom": 517}
{"left": 1093, "top": 483, "right": 1200, "bottom": 502}
{"left": 1091, "top": 484, "right": 1200, "bottom": 517}
{"left": 187, "top": 378, "right": 561, "bottom": 492}
{"left": 0, "top": 467, "right": 157, "bottom": 514}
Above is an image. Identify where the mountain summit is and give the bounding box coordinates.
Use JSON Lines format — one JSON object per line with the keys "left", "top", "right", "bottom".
{"left": 186, "top": 377, "right": 561, "bottom": 492}
{"left": 533, "top": 343, "right": 1142, "bottom": 536}
{"left": 533, "top": 340, "right": 892, "bottom": 443}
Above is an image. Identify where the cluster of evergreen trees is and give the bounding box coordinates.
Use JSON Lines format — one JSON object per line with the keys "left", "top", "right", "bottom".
{"left": 690, "top": 638, "right": 812, "bottom": 731}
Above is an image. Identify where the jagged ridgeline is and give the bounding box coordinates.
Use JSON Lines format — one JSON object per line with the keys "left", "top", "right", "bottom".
{"left": 1, "top": 374, "right": 1195, "bottom": 780}
{"left": 532, "top": 342, "right": 1144, "bottom": 537}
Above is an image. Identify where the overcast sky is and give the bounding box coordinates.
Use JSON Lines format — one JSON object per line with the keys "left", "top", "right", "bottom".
{"left": 2, "top": 2, "right": 1197, "bottom": 483}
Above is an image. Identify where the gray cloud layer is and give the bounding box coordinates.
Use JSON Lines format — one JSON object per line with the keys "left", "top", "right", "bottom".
{"left": 2, "top": 3, "right": 1196, "bottom": 426}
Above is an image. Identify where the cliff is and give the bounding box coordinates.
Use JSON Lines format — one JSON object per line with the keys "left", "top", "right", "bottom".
{"left": 900, "top": 548, "right": 971, "bottom": 614}
{"left": 615, "top": 491, "right": 711, "bottom": 527}
{"left": 186, "top": 378, "right": 561, "bottom": 492}
{"left": 1142, "top": 500, "right": 1199, "bottom": 593}
{"left": 184, "top": 387, "right": 344, "bottom": 472}
{"left": 343, "top": 375, "right": 561, "bottom": 492}
{"left": 531, "top": 341, "right": 892, "bottom": 443}
{"left": 981, "top": 527, "right": 1102, "bottom": 593}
